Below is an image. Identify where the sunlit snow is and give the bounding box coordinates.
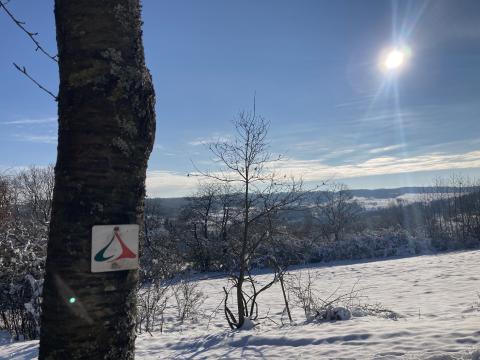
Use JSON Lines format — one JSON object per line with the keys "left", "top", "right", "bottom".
{"left": 1, "top": 250, "right": 479, "bottom": 359}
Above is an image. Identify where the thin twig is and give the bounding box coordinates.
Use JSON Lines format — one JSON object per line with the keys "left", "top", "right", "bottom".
{"left": 13, "top": 63, "right": 58, "bottom": 101}
{"left": 206, "top": 297, "right": 224, "bottom": 330}
{"left": 0, "top": 1, "right": 58, "bottom": 62}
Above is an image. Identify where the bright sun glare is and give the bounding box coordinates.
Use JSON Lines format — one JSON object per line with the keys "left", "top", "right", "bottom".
{"left": 381, "top": 46, "right": 411, "bottom": 72}
{"left": 385, "top": 49, "right": 405, "bottom": 69}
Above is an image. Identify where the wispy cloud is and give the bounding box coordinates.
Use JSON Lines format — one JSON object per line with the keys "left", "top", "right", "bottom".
{"left": 326, "top": 148, "right": 356, "bottom": 157}
{"left": 146, "top": 150, "right": 480, "bottom": 197}
{"left": 292, "top": 141, "right": 327, "bottom": 152}
{"left": 334, "top": 95, "right": 375, "bottom": 109}
{"left": 146, "top": 170, "right": 198, "bottom": 197}
{"left": 2, "top": 117, "right": 57, "bottom": 125}
{"left": 368, "top": 144, "right": 404, "bottom": 154}
{"left": 188, "top": 133, "right": 231, "bottom": 146}
{"left": 271, "top": 150, "right": 480, "bottom": 183}
{"left": 348, "top": 110, "right": 419, "bottom": 128}
{"left": 15, "top": 134, "right": 57, "bottom": 144}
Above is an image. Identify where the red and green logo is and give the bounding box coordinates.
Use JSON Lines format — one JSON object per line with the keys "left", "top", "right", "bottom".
{"left": 94, "top": 226, "right": 136, "bottom": 262}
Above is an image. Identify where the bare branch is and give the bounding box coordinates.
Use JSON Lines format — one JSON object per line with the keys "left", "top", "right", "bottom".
{"left": 223, "top": 286, "right": 237, "bottom": 329}
{"left": 0, "top": 1, "right": 58, "bottom": 62}
{"left": 13, "top": 63, "right": 58, "bottom": 101}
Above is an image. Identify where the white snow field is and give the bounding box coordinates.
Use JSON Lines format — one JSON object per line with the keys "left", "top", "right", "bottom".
{"left": 1, "top": 250, "right": 480, "bottom": 359}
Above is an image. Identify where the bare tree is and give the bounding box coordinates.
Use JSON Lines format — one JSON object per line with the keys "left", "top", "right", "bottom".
{"left": 0, "top": 168, "right": 54, "bottom": 340}
{"left": 179, "top": 183, "right": 221, "bottom": 271}
{"left": 179, "top": 182, "right": 238, "bottom": 271}
{"left": 39, "top": 1, "right": 156, "bottom": 358}
{"left": 422, "top": 176, "right": 480, "bottom": 249}
{"left": 0, "top": 174, "right": 12, "bottom": 224}
{"left": 15, "top": 166, "right": 55, "bottom": 226}
{"left": 195, "top": 109, "right": 304, "bottom": 329}
{"left": 313, "top": 183, "right": 361, "bottom": 242}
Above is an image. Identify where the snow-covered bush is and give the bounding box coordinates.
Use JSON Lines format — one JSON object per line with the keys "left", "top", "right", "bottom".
{"left": 286, "top": 270, "right": 398, "bottom": 323}
{"left": 136, "top": 213, "right": 186, "bottom": 334}
{"left": 310, "top": 229, "right": 428, "bottom": 263}
{"left": 320, "top": 306, "right": 351, "bottom": 321}
{"left": 285, "top": 271, "right": 317, "bottom": 321}
{"left": 0, "top": 168, "right": 52, "bottom": 340}
{"left": 136, "top": 280, "right": 170, "bottom": 334}
{"left": 141, "top": 214, "right": 184, "bottom": 283}
{"left": 422, "top": 178, "right": 480, "bottom": 250}
{"left": 349, "top": 303, "right": 400, "bottom": 320}
{"left": 473, "top": 292, "right": 480, "bottom": 312}
{"left": 173, "top": 278, "right": 206, "bottom": 324}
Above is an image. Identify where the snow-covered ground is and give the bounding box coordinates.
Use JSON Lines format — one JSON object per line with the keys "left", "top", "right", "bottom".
{"left": 353, "top": 192, "right": 446, "bottom": 210}
{"left": 2, "top": 250, "right": 480, "bottom": 359}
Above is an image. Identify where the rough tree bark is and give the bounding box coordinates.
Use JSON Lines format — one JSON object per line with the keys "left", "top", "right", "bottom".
{"left": 39, "top": 1, "right": 155, "bottom": 359}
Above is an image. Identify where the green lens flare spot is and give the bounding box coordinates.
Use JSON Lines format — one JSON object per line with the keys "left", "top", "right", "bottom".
{"left": 69, "top": 297, "right": 76, "bottom": 304}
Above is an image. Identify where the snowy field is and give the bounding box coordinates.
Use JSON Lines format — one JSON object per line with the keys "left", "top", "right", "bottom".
{"left": 353, "top": 193, "right": 429, "bottom": 210}
{"left": 2, "top": 250, "right": 480, "bottom": 359}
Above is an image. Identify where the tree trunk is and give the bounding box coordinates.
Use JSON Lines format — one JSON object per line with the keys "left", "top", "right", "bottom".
{"left": 279, "top": 275, "right": 292, "bottom": 323}
{"left": 237, "top": 174, "right": 250, "bottom": 328}
{"left": 39, "top": 1, "right": 155, "bottom": 359}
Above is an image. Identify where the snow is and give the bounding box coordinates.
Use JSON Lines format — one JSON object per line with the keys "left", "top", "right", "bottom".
{"left": 353, "top": 192, "right": 446, "bottom": 210}
{"left": 322, "top": 306, "right": 352, "bottom": 321}
{"left": 2, "top": 250, "right": 480, "bottom": 359}
{"left": 240, "top": 317, "right": 256, "bottom": 331}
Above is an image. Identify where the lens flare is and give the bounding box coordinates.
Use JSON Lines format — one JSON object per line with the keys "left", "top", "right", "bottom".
{"left": 385, "top": 49, "right": 405, "bottom": 69}
{"left": 380, "top": 46, "right": 411, "bottom": 72}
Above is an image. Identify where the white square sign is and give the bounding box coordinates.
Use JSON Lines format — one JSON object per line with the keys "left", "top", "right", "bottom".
{"left": 91, "top": 224, "right": 139, "bottom": 273}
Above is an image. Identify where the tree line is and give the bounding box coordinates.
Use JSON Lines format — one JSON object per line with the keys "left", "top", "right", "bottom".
{"left": 2, "top": 116, "right": 480, "bottom": 341}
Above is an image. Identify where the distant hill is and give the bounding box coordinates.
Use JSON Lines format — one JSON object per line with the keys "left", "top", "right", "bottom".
{"left": 146, "top": 197, "right": 189, "bottom": 217}
{"left": 348, "top": 187, "right": 439, "bottom": 199}
{"left": 146, "top": 186, "right": 475, "bottom": 216}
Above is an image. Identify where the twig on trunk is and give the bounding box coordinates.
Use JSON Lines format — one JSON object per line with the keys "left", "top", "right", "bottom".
{"left": 13, "top": 63, "right": 58, "bottom": 101}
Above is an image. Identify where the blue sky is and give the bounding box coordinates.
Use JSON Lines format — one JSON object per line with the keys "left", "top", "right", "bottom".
{"left": 2, "top": 0, "right": 480, "bottom": 197}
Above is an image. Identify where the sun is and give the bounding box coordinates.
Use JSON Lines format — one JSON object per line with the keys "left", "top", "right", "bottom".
{"left": 380, "top": 46, "right": 411, "bottom": 72}
{"left": 385, "top": 49, "right": 405, "bottom": 69}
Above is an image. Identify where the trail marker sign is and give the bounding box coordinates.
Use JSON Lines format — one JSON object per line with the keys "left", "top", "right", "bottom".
{"left": 91, "top": 224, "right": 139, "bottom": 272}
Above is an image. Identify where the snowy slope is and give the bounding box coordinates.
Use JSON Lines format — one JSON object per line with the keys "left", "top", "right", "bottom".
{"left": 2, "top": 250, "right": 480, "bottom": 359}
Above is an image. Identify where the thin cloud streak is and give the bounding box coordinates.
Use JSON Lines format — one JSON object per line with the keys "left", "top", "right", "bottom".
{"left": 146, "top": 150, "right": 480, "bottom": 197}
{"left": 272, "top": 151, "right": 480, "bottom": 182}
{"left": 15, "top": 134, "right": 57, "bottom": 144}
{"left": 369, "top": 144, "right": 404, "bottom": 154}
{"left": 146, "top": 170, "right": 197, "bottom": 198}
{"left": 188, "top": 133, "right": 231, "bottom": 146}
{"left": 3, "top": 117, "right": 57, "bottom": 125}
